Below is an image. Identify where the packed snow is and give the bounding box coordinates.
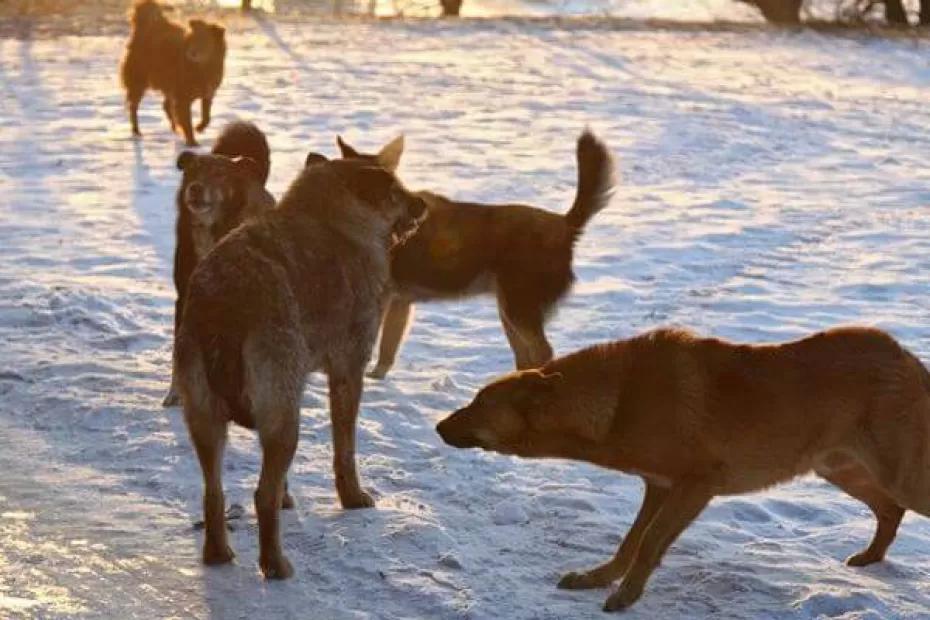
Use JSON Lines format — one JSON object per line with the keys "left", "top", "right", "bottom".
{"left": 2, "top": 6, "right": 930, "bottom": 620}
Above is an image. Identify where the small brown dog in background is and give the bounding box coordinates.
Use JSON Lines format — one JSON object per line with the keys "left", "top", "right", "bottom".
{"left": 336, "top": 131, "right": 615, "bottom": 378}
{"left": 120, "top": 0, "right": 226, "bottom": 146}
{"left": 437, "top": 326, "right": 930, "bottom": 611}
{"left": 162, "top": 121, "right": 274, "bottom": 407}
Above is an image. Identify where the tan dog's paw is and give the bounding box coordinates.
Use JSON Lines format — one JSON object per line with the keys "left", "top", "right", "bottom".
{"left": 558, "top": 571, "right": 609, "bottom": 590}
{"left": 202, "top": 541, "right": 235, "bottom": 565}
{"left": 603, "top": 582, "right": 643, "bottom": 612}
{"left": 161, "top": 388, "right": 180, "bottom": 408}
{"left": 846, "top": 550, "right": 882, "bottom": 567}
{"left": 282, "top": 491, "right": 295, "bottom": 510}
{"left": 260, "top": 553, "right": 294, "bottom": 580}
{"left": 340, "top": 490, "right": 375, "bottom": 510}
{"left": 366, "top": 366, "right": 389, "bottom": 380}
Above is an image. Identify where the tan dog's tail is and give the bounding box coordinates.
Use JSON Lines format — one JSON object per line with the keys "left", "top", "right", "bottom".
{"left": 212, "top": 121, "right": 272, "bottom": 188}
{"left": 564, "top": 130, "right": 616, "bottom": 233}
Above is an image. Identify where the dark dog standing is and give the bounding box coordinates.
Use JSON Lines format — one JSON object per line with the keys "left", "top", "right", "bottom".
{"left": 175, "top": 155, "right": 426, "bottom": 578}
{"left": 120, "top": 0, "right": 226, "bottom": 146}
{"left": 163, "top": 121, "right": 274, "bottom": 407}
{"left": 336, "top": 131, "right": 615, "bottom": 378}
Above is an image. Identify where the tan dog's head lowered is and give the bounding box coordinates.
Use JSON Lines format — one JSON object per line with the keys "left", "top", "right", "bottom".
{"left": 436, "top": 370, "right": 565, "bottom": 456}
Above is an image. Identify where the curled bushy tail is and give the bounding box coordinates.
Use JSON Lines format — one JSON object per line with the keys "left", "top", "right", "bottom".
{"left": 212, "top": 121, "right": 272, "bottom": 187}
{"left": 565, "top": 129, "right": 616, "bottom": 233}
{"left": 130, "top": 0, "right": 166, "bottom": 32}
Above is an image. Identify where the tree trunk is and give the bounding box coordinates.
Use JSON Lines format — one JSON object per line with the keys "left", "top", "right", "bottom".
{"left": 440, "top": 0, "right": 462, "bottom": 17}
{"left": 242, "top": 0, "right": 252, "bottom": 11}
{"left": 884, "top": 0, "right": 908, "bottom": 24}
{"left": 752, "top": 0, "right": 802, "bottom": 24}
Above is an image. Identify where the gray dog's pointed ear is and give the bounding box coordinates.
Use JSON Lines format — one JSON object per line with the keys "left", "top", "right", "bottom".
{"left": 176, "top": 150, "right": 197, "bottom": 171}
{"left": 305, "top": 152, "right": 328, "bottom": 168}
{"left": 344, "top": 165, "right": 395, "bottom": 204}
{"left": 336, "top": 135, "right": 360, "bottom": 159}
{"left": 377, "top": 135, "right": 404, "bottom": 172}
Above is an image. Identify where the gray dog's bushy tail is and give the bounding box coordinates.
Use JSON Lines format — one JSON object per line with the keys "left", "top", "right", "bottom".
{"left": 565, "top": 129, "right": 616, "bottom": 233}
{"left": 212, "top": 121, "right": 272, "bottom": 187}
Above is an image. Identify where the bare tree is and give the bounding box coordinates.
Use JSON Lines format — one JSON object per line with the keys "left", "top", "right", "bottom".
{"left": 242, "top": 0, "right": 252, "bottom": 11}
{"left": 440, "top": 0, "right": 462, "bottom": 16}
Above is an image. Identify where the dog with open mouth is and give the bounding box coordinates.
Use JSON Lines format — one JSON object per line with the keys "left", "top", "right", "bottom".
{"left": 163, "top": 121, "right": 274, "bottom": 407}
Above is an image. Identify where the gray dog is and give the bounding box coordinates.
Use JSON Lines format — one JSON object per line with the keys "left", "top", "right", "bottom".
{"left": 175, "top": 153, "right": 426, "bottom": 579}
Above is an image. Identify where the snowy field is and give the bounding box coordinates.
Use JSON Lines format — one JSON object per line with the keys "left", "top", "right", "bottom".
{"left": 2, "top": 8, "right": 930, "bottom": 620}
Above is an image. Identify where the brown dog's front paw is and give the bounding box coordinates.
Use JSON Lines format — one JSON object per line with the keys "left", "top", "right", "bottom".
{"left": 846, "top": 550, "right": 882, "bottom": 567}
{"left": 260, "top": 553, "right": 294, "bottom": 580}
{"left": 202, "top": 541, "right": 235, "bottom": 565}
{"left": 340, "top": 490, "right": 375, "bottom": 510}
{"left": 603, "top": 582, "right": 643, "bottom": 612}
{"left": 195, "top": 122, "right": 208, "bottom": 133}
{"left": 558, "top": 571, "right": 606, "bottom": 590}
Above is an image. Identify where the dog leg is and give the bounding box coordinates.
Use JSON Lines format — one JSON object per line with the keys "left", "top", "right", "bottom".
{"left": 196, "top": 97, "right": 212, "bottom": 133}
{"left": 255, "top": 407, "right": 298, "bottom": 579}
{"left": 518, "top": 318, "right": 553, "bottom": 369}
{"left": 559, "top": 482, "right": 668, "bottom": 589}
{"left": 328, "top": 369, "right": 374, "bottom": 509}
{"left": 186, "top": 412, "right": 234, "bottom": 566}
{"left": 127, "top": 88, "right": 145, "bottom": 137}
{"left": 497, "top": 302, "right": 532, "bottom": 370}
{"left": 162, "top": 98, "right": 176, "bottom": 131}
{"left": 818, "top": 463, "right": 904, "bottom": 566}
{"left": 174, "top": 98, "right": 198, "bottom": 147}
{"left": 368, "top": 296, "right": 413, "bottom": 379}
{"left": 603, "top": 480, "right": 711, "bottom": 612}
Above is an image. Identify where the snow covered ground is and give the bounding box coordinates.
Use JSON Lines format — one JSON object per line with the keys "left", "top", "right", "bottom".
{"left": 2, "top": 9, "right": 930, "bottom": 620}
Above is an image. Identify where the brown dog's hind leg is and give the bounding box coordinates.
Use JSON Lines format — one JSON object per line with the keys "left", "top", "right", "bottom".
{"left": 162, "top": 98, "right": 176, "bottom": 131}
{"left": 559, "top": 482, "right": 669, "bottom": 590}
{"left": 196, "top": 97, "right": 212, "bottom": 133}
{"left": 497, "top": 301, "right": 533, "bottom": 370}
{"left": 186, "top": 412, "right": 234, "bottom": 566}
{"left": 818, "top": 462, "right": 904, "bottom": 566}
{"left": 282, "top": 478, "right": 295, "bottom": 510}
{"left": 173, "top": 98, "right": 198, "bottom": 147}
{"left": 328, "top": 369, "right": 374, "bottom": 509}
{"left": 603, "top": 480, "right": 711, "bottom": 612}
{"left": 368, "top": 296, "right": 413, "bottom": 379}
{"left": 255, "top": 408, "right": 298, "bottom": 579}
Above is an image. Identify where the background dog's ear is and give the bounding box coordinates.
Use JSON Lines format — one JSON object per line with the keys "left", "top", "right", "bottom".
{"left": 305, "top": 152, "right": 328, "bottom": 168}
{"left": 343, "top": 165, "right": 395, "bottom": 204}
{"left": 210, "top": 24, "right": 225, "bottom": 40}
{"left": 377, "top": 135, "right": 405, "bottom": 172}
{"left": 188, "top": 18, "right": 206, "bottom": 30}
{"left": 232, "top": 156, "right": 261, "bottom": 181}
{"left": 336, "top": 136, "right": 361, "bottom": 159}
{"left": 176, "top": 150, "right": 197, "bottom": 171}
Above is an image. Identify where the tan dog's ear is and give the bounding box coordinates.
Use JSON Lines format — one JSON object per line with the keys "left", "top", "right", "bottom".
{"left": 377, "top": 135, "right": 405, "bottom": 172}
{"left": 336, "top": 135, "right": 360, "bottom": 159}
{"left": 176, "top": 150, "right": 197, "bottom": 171}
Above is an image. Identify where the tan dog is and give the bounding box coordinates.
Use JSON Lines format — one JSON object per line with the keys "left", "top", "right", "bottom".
{"left": 176, "top": 154, "right": 426, "bottom": 579}
{"left": 436, "top": 327, "right": 930, "bottom": 611}
{"left": 336, "top": 131, "right": 615, "bottom": 378}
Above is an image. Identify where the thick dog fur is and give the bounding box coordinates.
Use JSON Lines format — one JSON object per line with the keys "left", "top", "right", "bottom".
{"left": 437, "top": 327, "right": 930, "bottom": 611}
{"left": 175, "top": 155, "right": 426, "bottom": 579}
{"left": 120, "top": 0, "right": 226, "bottom": 146}
{"left": 335, "top": 131, "right": 615, "bottom": 378}
{"left": 162, "top": 121, "right": 274, "bottom": 407}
